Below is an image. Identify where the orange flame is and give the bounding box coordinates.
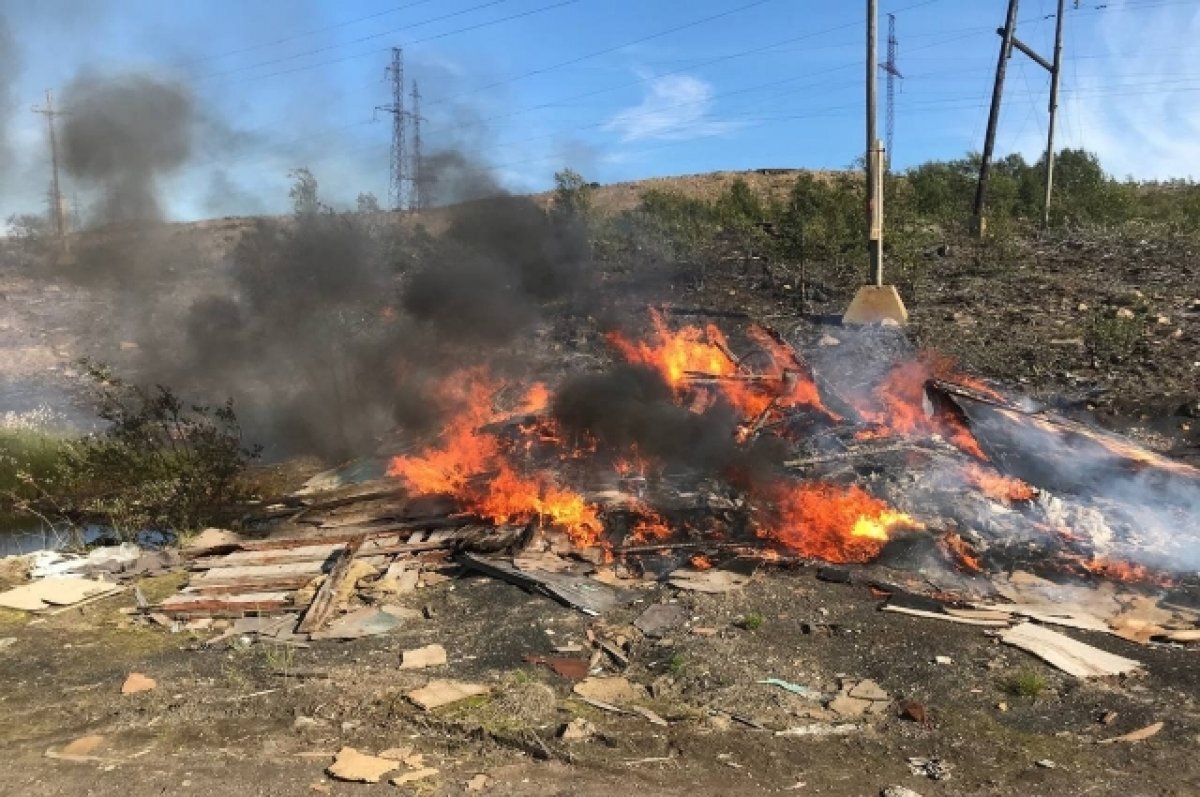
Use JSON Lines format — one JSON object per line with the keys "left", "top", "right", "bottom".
{"left": 963, "top": 463, "right": 1036, "bottom": 503}
{"left": 607, "top": 309, "right": 733, "bottom": 389}
{"left": 608, "top": 310, "right": 834, "bottom": 424}
{"left": 757, "top": 481, "right": 922, "bottom": 563}
{"left": 851, "top": 356, "right": 988, "bottom": 459}
{"left": 940, "top": 531, "right": 983, "bottom": 573}
{"left": 387, "top": 370, "right": 603, "bottom": 547}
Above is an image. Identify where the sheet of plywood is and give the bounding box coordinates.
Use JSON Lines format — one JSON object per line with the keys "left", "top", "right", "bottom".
{"left": 1000, "top": 622, "right": 1143, "bottom": 678}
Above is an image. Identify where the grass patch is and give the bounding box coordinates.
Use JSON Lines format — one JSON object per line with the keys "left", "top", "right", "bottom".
{"left": 1001, "top": 668, "right": 1049, "bottom": 698}
{"left": 667, "top": 654, "right": 687, "bottom": 677}
{"left": 738, "top": 612, "right": 766, "bottom": 631}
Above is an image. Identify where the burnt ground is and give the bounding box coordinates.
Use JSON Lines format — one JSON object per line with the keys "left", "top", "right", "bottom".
{"left": 1, "top": 190, "right": 1199, "bottom": 795}
{"left": 2, "top": 567, "right": 1198, "bottom": 797}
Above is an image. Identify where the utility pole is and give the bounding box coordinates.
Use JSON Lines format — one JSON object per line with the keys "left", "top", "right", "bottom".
{"left": 31, "top": 89, "right": 68, "bottom": 240}
{"left": 974, "top": 0, "right": 1020, "bottom": 237}
{"left": 844, "top": 0, "right": 906, "bottom": 324}
{"left": 1042, "top": 0, "right": 1067, "bottom": 228}
{"left": 975, "top": 0, "right": 1066, "bottom": 232}
{"left": 409, "top": 81, "right": 425, "bottom": 212}
{"left": 376, "top": 47, "right": 408, "bottom": 212}
{"left": 881, "top": 13, "right": 902, "bottom": 169}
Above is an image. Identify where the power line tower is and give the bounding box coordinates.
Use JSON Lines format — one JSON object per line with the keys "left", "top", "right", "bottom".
{"left": 408, "top": 81, "right": 425, "bottom": 212}
{"left": 880, "top": 13, "right": 902, "bottom": 169}
{"left": 31, "top": 89, "right": 68, "bottom": 239}
{"left": 376, "top": 47, "right": 408, "bottom": 212}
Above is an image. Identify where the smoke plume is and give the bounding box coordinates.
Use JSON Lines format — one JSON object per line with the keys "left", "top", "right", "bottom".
{"left": 60, "top": 72, "right": 194, "bottom": 224}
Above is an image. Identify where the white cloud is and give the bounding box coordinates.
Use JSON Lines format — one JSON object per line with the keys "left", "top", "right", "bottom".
{"left": 1010, "top": 4, "right": 1200, "bottom": 179}
{"left": 605, "top": 73, "right": 741, "bottom": 143}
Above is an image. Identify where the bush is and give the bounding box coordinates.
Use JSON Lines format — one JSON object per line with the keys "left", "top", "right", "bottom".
{"left": 1, "top": 364, "right": 259, "bottom": 540}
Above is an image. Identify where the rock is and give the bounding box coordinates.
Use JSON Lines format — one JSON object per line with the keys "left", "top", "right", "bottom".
{"left": 1035, "top": 759, "right": 1057, "bottom": 768}
{"left": 465, "top": 774, "right": 495, "bottom": 792}
{"left": 400, "top": 643, "right": 448, "bottom": 670}
{"left": 934, "top": 655, "right": 953, "bottom": 665}
{"left": 827, "top": 694, "right": 872, "bottom": 718}
{"left": 121, "top": 672, "right": 156, "bottom": 695}
{"left": 898, "top": 700, "right": 928, "bottom": 723}
{"left": 326, "top": 747, "right": 398, "bottom": 783}
{"left": 817, "top": 334, "right": 841, "bottom": 347}
{"left": 573, "top": 676, "right": 642, "bottom": 704}
{"left": 847, "top": 679, "right": 890, "bottom": 701}
{"left": 61, "top": 735, "right": 105, "bottom": 756}
{"left": 1116, "top": 307, "right": 1135, "bottom": 320}
{"left": 559, "top": 718, "right": 596, "bottom": 742}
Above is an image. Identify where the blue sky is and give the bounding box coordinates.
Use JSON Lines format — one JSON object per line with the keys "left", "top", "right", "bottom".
{"left": 2, "top": 0, "right": 1200, "bottom": 221}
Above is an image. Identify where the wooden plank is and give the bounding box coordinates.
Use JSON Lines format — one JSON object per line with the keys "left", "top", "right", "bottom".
{"left": 232, "top": 516, "right": 475, "bottom": 552}
{"left": 192, "top": 561, "right": 327, "bottom": 587}
{"left": 999, "top": 622, "right": 1143, "bottom": 678}
{"left": 183, "top": 578, "right": 316, "bottom": 595}
{"left": 191, "top": 543, "right": 346, "bottom": 570}
{"left": 158, "top": 591, "right": 297, "bottom": 618}
{"left": 296, "top": 534, "right": 366, "bottom": 634}
{"left": 882, "top": 604, "right": 1010, "bottom": 627}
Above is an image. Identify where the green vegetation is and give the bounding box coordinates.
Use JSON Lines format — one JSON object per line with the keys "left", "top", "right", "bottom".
{"left": 0, "top": 363, "right": 257, "bottom": 542}
{"left": 667, "top": 653, "right": 687, "bottom": 676}
{"left": 588, "top": 148, "right": 1200, "bottom": 290}
{"left": 738, "top": 611, "right": 766, "bottom": 631}
{"left": 1001, "top": 668, "right": 1049, "bottom": 698}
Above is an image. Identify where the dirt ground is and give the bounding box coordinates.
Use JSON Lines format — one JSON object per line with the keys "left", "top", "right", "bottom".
{"left": 1, "top": 174, "right": 1198, "bottom": 795}
{"left": 1, "top": 566, "right": 1198, "bottom": 797}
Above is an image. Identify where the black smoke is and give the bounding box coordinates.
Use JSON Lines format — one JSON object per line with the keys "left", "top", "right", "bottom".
{"left": 60, "top": 72, "right": 193, "bottom": 224}
{"left": 552, "top": 363, "right": 786, "bottom": 484}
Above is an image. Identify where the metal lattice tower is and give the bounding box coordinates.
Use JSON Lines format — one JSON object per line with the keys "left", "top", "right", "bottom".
{"left": 376, "top": 47, "right": 407, "bottom": 211}
{"left": 32, "top": 89, "right": 68, "bottom": 239}
{"left": 409, "top": 81, "right": 425, "bottom": 212}
{"left": 880, "top": 13, "right": 902, "bottom": 169}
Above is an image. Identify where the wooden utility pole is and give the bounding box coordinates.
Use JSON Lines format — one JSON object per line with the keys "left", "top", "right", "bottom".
{"left": 866, "top": 0, "right": 881, "bottom": 285}
{"left": 843, "top": 0, "right": 906, "bottom": 325}
{"left": 974, "top": 0, "right": 1020, "bottom": 237}
{"left": 31, "top": 90, "right": 68, "bottom": 240}
{"left": 1042, "top": 0, "right": 1067, "bottom": 228}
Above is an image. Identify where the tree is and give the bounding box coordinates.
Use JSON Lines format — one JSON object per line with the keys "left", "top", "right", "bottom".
{"left": 288, "top": 168, "right": 320, "bottom": 217}
{"left": 356, "top": 192, "right": 382, "bottom": 214}
{"left": 551, "top": 168, "right": 594, "bottom": 220}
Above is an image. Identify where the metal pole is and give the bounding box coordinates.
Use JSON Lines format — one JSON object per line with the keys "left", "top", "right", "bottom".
{"left": 1042, "top": 0, "right": 1066, "bottom": 228}
{"left": 974, "top": 0, "right": 1020, "bottom": 236}
{"left": 867, "top": 0, "right": 882, "bottom": 285}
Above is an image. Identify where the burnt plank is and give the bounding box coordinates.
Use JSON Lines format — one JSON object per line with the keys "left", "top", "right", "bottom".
{"left": 296, "top": 534, "right": 366, "bottom": 634}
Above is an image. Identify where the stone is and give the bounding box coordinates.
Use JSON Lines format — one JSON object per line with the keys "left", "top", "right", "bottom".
{"left": 61, "top": 735, "right": 105, "bottom": 756}
{"left": 121, "top": 673, "right": 157, "bottom": 695}
{"left": 827, "top": 694, "right": 872, "bottom": 718}
{"left": 559, "top": 718, "right": 596, "bottom": 742}
{"left": 847, "top": 679, "right": 889, "bottom": 701}
{"left": 573, "top": 676, "right": 642, "bottom": 705}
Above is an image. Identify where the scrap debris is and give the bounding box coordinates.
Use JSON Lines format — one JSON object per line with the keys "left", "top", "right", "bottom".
{"left": 999, "top": 622, "right": 1143, "bottom": 679}
{"left": 406, "top": 679, "right": 489, "bottom": 711}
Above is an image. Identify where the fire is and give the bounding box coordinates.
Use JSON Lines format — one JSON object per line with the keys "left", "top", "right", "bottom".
{"left": 758, "top": 481, "right": 922, "bottom": 563}
{"left": 607, "top": 309, "right": 733, "bottom": 389}
{"left": 851, "top": 356, "right": 988, "bottom": 460}
{"left": 1076, "top": 556, "right": 1174, "bottom": 587}
{"left": 690, "top": 554, "right": 714, "bottom": 570}
{"left": 963, "top": 463, "right": 1036, "bottom": 503}
{"left": 608, "top": 310, "right": 834, "bottom": 423}
{"left": 629, "top": 512, "right": 672, "bottom": 543}
{"left": 518, "top": 382, "right": 551, "bottom": 415}
{"left": 940, "top": 531, "right": 983, "bottom": 573}
{"left": 387, "top": 370, "right": 602, "bottom": 547}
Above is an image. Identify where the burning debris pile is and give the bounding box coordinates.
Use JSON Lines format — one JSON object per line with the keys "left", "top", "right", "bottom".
{"left": 142, "top": 308, "right": 1200, "bottom": 634}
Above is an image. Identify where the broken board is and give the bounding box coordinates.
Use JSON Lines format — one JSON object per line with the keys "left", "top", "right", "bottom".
{"left": 1000, "top": 622, "right": 1143, "bottom": 678}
